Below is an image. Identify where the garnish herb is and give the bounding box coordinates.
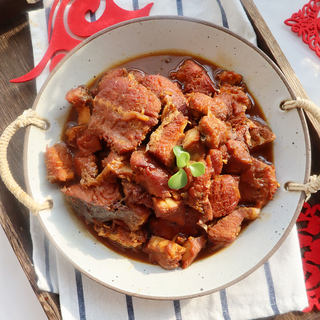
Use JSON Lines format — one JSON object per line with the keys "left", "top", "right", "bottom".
{"left": 168, "top": 146, "right": 206, "bottom": 190}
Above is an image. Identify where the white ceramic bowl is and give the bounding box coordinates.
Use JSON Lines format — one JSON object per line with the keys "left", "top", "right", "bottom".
{"left": 24, "top": 17, "right": 310, "bottom": 299}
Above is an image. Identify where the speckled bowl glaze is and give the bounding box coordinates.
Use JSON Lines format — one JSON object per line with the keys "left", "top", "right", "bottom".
{"left": 24, "top": 17, "right": 311, "bottom": 299}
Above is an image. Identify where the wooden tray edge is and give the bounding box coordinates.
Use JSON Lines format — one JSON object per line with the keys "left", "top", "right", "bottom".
{"left": 241, "top": 0, "right": 320, "bottom": 138}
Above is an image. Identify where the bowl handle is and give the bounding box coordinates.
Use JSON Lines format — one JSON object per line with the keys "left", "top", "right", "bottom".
{"left": 282, "top": 98, "right": 320, "bottom": 200}
{"left": 0, "top": 109, "right": 52, "bottom": 214}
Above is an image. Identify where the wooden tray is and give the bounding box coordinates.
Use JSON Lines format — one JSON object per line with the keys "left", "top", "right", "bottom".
{"left": 0, "top": 1, "right": 318, "bottom": 319}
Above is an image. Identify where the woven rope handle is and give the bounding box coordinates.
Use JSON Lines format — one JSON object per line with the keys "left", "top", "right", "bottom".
{"left": 282, "top": 98, "right": 320, "bottom": 201}
{"left": 0, "top": 109, "right": 52, "bottom": 214}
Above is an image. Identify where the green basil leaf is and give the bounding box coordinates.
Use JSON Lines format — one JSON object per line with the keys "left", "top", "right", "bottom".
{"left": 189, "top": 162, "right": 206, "bottom": 177}
{"left": 173, "top": 146, "right": 190, "bottom": 168}
{"left": 168, "top": 168, "right": 188, "bottom": 189}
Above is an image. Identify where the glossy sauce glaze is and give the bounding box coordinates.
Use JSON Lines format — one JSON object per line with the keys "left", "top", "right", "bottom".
{"left": 63, "top": 53, "right": 274, "bottom": 265}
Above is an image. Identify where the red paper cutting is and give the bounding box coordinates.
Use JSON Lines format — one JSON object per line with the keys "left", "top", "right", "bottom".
{"left": 11, "top": 0, "right": 153, "bottom": 83}
{"left": 68, "top": 0, "right": 153, "bottom": 37}
{"left": 284, "top": 0, "right": 320, "bottom": 58}
{"left": 297, "top": 203, "right": 320, "bottom": 311}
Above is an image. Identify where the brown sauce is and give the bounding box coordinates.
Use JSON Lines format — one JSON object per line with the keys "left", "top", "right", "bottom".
{"left": 63, "top": 52, "right": 274, "bottom": 265}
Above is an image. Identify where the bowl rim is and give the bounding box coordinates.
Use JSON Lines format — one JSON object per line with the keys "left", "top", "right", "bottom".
{"left": 23, "top": 16, "right": 311, "bottom": 300}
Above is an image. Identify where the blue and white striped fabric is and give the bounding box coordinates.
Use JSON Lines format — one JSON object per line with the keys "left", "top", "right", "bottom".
{"left": 29, "top": 1, "right": 308, "bottom": 319}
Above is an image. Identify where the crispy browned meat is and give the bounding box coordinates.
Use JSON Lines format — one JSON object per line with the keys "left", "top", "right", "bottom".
{"left": 207, "top": 210, "right": 244, "bottom": 243}
{"left": 240, "top": 158, "right": 278, "bottom": 208}
{"left": 228, "top": 112, "right": 255, "bottom": 146}
{"left": 62, "top": 180, "right": 121, "bottom": 211}
{"left": 97, "top": 68, "right": 128, "bottom": 92}
{"left": 144, "top": 236, "right": 186, "bottom": 269}
{"left": 186, "top": 92, "right": 209, "bottom": 118}
{"left": 187, "top": 92, "right": 231, "bottom": 121}
{"left": 64, "top": 124, "right": 87, "bottom": 148}
{"left": 199, "top": 115, "right": 230, "bottom": 149}
{"left": 45, "top": 143, "right": 74, "bottom": 183}
{"left": 182, "top": 127, "right": 206, "bottom": 161}
{"left": 89, "top": 76, "right": 161, "bottom": 153}
{"left": 249, "top": 119, "right": 276, "bottom": 148}
{"left": 122, "top": 180, "right": 153, "bottom": 209}
{"left": 73, "top": 153, "right": 98, "bottom": 186}
{"left": 97, "top": 151, "right": 133, "bottom": 182}
{"left": 66, "top": 85, "right": 93, "bottom": 106}
{"left": 171, "top": 59, "right": 216, "bottom": 96}
{"left": 183, "top": 208, "right": 203, "bottom": 235}
{"left": 216, "top": 70, "right": 242, "bottom": 86}
{"left": 147, "top": 109, "right": 187, "bottom": 167}
{"left": 76, "top": 129, "right": 102, "bottom": 155}
{"left": 207, "top": 149, "right": 223, "bottom": 175}
{"left": 66, "top": 86, "right": 92, "bottom": 125}
{"left": 219, "top": 84, "right": 251, "bottom": 115}
{"left": 130, "top": 151, "right": 171, "bottom": 198}
{"left": 209, "top": 175, "right": 241, "bottom": 218}
{"left": 224, "top": 139, "right": 252, "bottom": 174}
{"left": 140, "top": 74, "right": 188, "bottom": 114}
{"left": 181, "top": 236, "right": 206, "bottom": 269}
{"left": 94, "top": 223, "right": 147, "bottom": 249}
{"left": 152, "top": 198, "right": 185, "bottom": 226}
{"left": 62, "top": 181, "right": 150, "bottom": 231}
{"left": 182, "top": 127, "right": 201, "bottom": 152}
{"left": 219, "top": 144, "right": 230, "bottom": 162}
{"left": 186, "top": 159, "right": 213, "bottom": 221}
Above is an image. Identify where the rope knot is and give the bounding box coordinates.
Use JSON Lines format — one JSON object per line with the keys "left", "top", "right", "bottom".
{"left": 282, "top": 98, "right": 320, "bottom": 201}
{"left": 304, "top": 175, "right": 320, "bottom": 200}
{"left": 16, "top": 109, "right": 48, "bottom": 130}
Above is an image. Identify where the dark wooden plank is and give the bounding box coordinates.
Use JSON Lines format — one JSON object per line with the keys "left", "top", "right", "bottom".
{"left": 0, "top": 15, "right": 61, "bottom": 320}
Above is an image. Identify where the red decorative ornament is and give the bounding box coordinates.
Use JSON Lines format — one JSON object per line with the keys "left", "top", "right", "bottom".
{"left": 297, "top": 203, "right": 320, "bottom": 311}
{"left": 68, "top": 0, "right": 153, "bottom": 37}
{"left": 11, "top": 0, "right": 153, "bottom": 83}
{"left": 284, "top": 0, "right": 320, "bottom": 58}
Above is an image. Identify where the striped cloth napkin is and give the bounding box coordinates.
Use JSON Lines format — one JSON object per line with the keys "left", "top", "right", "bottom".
{"left": 29, "top": 1, "right": 308, "bottom": 319}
